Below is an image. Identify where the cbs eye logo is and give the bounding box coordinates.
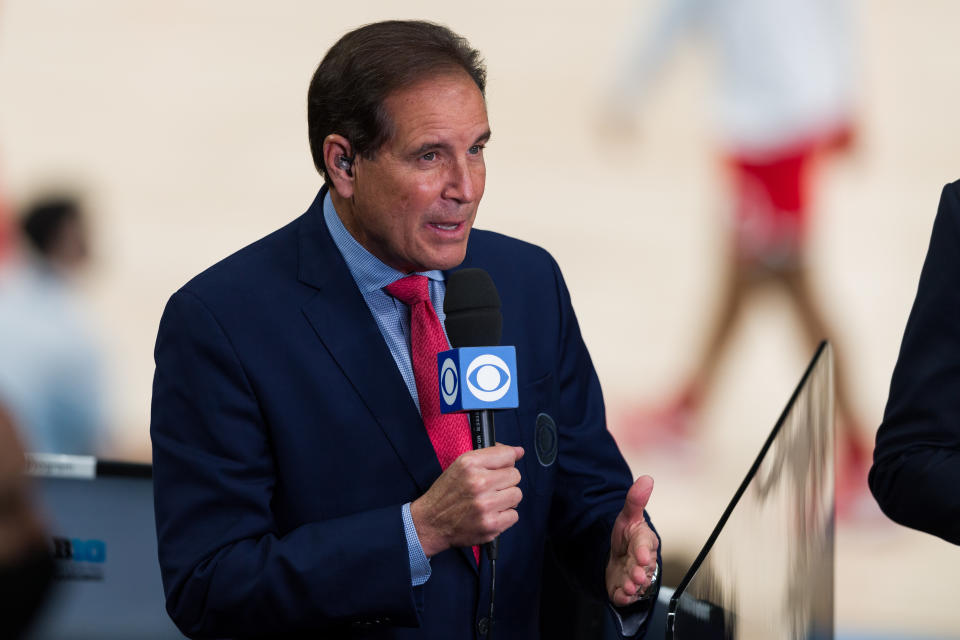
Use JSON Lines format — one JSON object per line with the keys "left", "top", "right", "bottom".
{"left": 465, "top": 354, "right": 511, "bottom": 401}
{"left": 440, "top": 358, "right": 460, "bottom": 405}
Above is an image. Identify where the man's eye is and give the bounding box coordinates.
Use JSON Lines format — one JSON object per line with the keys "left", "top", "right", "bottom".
{"left": 468, "top": 145, "right": 485, "bottom": 155}
{"left": 421, "top": 152, "right": 437, "bottom": 161}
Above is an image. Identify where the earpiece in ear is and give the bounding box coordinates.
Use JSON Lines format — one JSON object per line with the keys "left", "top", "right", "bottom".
{"left": 337, "top": 156, "right": 354, "bottom": 176}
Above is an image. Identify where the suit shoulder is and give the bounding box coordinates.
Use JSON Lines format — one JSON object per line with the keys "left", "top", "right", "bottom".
{"left": 465, "top": 230, "right": 567, "bottom": 316}
{"left": 943, "top": 179, "right": 960, "bottom": 217}
{"left": 177, "top": 215, "right": 303, "bottom": 302}
{"left": 468, "top": 229, "right": 558, "bottom": 272}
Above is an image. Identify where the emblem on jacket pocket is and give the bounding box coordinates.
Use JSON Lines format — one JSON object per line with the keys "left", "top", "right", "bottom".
{"left": 535, "top": 413, "right": 558, "bottom": 467}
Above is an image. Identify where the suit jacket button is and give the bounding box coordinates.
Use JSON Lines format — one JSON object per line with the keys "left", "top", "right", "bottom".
{"left": 477, "top": 617, "right": 490, "bottom": 635}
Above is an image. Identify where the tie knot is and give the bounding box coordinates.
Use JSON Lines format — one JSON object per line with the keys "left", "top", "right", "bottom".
{"left": 385, "top": 275, "right": 431, "bottom": 306}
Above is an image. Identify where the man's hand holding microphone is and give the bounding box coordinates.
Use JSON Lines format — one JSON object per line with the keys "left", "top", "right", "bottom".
{"left": 410, "top": 268, "right": 659, "bottom": 612}
{"left": 412, "top": 268, "right": 523, "bottom": 557}
{"left": 411, "top": 444, "right": 524, "bottom": 557}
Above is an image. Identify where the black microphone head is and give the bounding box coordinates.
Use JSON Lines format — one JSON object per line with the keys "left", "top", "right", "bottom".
{"left": 444, "top": 268, "right": 502, "bottom": 347}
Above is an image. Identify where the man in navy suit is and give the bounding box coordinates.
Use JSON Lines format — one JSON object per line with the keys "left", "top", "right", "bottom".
{"left": 151, "top": 21, "right": 660, "bottom": 638}
{"left": 871, "top": 179, "right": 960, "bottom": 545}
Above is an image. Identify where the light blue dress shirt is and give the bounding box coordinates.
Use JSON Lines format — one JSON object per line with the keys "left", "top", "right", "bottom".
{"left": 323, "top": 192, "right": 443, "bottom": 586}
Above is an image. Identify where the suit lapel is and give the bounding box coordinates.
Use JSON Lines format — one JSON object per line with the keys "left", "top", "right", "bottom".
{"left": 298, "top": 188, "right": 442, "bottom": 495}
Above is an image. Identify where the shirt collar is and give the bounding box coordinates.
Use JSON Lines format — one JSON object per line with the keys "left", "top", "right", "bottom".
{"left": 322, "top": 191, "right": 443, "bottom": 293}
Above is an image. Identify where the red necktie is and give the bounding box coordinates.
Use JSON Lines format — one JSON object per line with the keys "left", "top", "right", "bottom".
{"left": 385, "top": 275, "right": 479, "bottom": 563}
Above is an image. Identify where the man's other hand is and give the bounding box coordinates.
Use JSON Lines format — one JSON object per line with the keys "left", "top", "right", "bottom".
{"left": 411, "top": 444, "right": 524, "bottom": 557}
{"left": 606, "top": 475, "right": 659, "bottom": 607}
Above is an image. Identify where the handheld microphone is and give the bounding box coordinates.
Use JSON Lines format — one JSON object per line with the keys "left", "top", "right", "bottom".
{"left": 441, "top": 268, "right": 518, "bottom": 451}
{"left": 440, "top": 268, "right": 517, "bottom": 639}
{"left": 439, "top": 269, "right": 519, "bottom": 548}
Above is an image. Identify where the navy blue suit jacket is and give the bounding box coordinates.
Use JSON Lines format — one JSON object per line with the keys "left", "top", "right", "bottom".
{"left": 151, "top": 189, "right": 656, "bottom": 638}
{"left": 870, "top": 179, "right": 960, "bottom": 545}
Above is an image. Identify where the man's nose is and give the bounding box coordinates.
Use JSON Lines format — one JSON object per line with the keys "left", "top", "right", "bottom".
{"left": 444, "top": 159, "right": 482, "bottom": 204}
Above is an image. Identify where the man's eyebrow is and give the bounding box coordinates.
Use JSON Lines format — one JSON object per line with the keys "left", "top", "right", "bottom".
{"left": 412, "top": 141, "right": 449, "bottom": 156}
{"left": 411, "top": 131, "right": 492, "bottom": 156}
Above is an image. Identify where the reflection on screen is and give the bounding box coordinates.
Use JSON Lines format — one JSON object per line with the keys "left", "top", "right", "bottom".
{"left": 668, "top": 342, "right": 834, "bottom": 639}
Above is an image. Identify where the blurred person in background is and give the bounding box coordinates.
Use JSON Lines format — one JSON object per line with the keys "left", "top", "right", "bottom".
{"left": 601, "top": 0, "right": 871, "bottom": 512}
{"left": 0, "top": 401, "right": 54, "bottom": 638}
{"left": 870, "top": 179, "right": 960, "bottom": 545}
{"left": 0, "top": 195, "right": 106, "bottom": 456}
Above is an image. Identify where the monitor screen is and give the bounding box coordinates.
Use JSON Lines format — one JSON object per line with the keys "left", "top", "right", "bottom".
{"left": 667, "top": 342, "right": 835, "bottom": 640}
{"left": 24, "top": 456, "right": 184, "bottom": 640}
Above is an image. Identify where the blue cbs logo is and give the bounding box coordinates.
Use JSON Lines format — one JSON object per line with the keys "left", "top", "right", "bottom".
{"left": 438, "top": 347, "right": 519, "bottom": 412}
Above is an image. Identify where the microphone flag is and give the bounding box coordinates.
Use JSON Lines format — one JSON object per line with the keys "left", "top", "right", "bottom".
{"left": 437, "top": 346, "right": 519, "bottom": 414}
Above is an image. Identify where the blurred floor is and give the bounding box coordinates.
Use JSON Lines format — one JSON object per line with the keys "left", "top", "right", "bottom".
{"left": 1, "top": 1, "right": 958, "bottom": 636}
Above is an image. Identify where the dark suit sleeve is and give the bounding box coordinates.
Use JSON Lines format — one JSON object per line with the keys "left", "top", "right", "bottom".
{"left": 870, "top": 181, "right": 960, "bottom": 545}
{"left": 544, "top": 256, "right": 661, "bottom": 637}
{"left": 151, "top": 289, "right": 418, "bottom": 637}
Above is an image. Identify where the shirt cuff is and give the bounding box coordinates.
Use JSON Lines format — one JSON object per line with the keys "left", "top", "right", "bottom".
{"left": 609, "top": 602, "right": 650, "bottom": 638}
{"left": 609, "top": 560, "right": 659, "bottom": 637}
{"left": 402, "top": 502, "right": 431, "bottom": 586}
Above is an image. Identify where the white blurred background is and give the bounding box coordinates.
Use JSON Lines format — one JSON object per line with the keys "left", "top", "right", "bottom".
{"left": 0, "top": 1, "right": 958, "bottom": 637}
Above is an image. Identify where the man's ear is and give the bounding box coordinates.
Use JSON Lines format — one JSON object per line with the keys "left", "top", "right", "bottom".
{"left": 322, "top": 134, "right": 355, "bottom": 198}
